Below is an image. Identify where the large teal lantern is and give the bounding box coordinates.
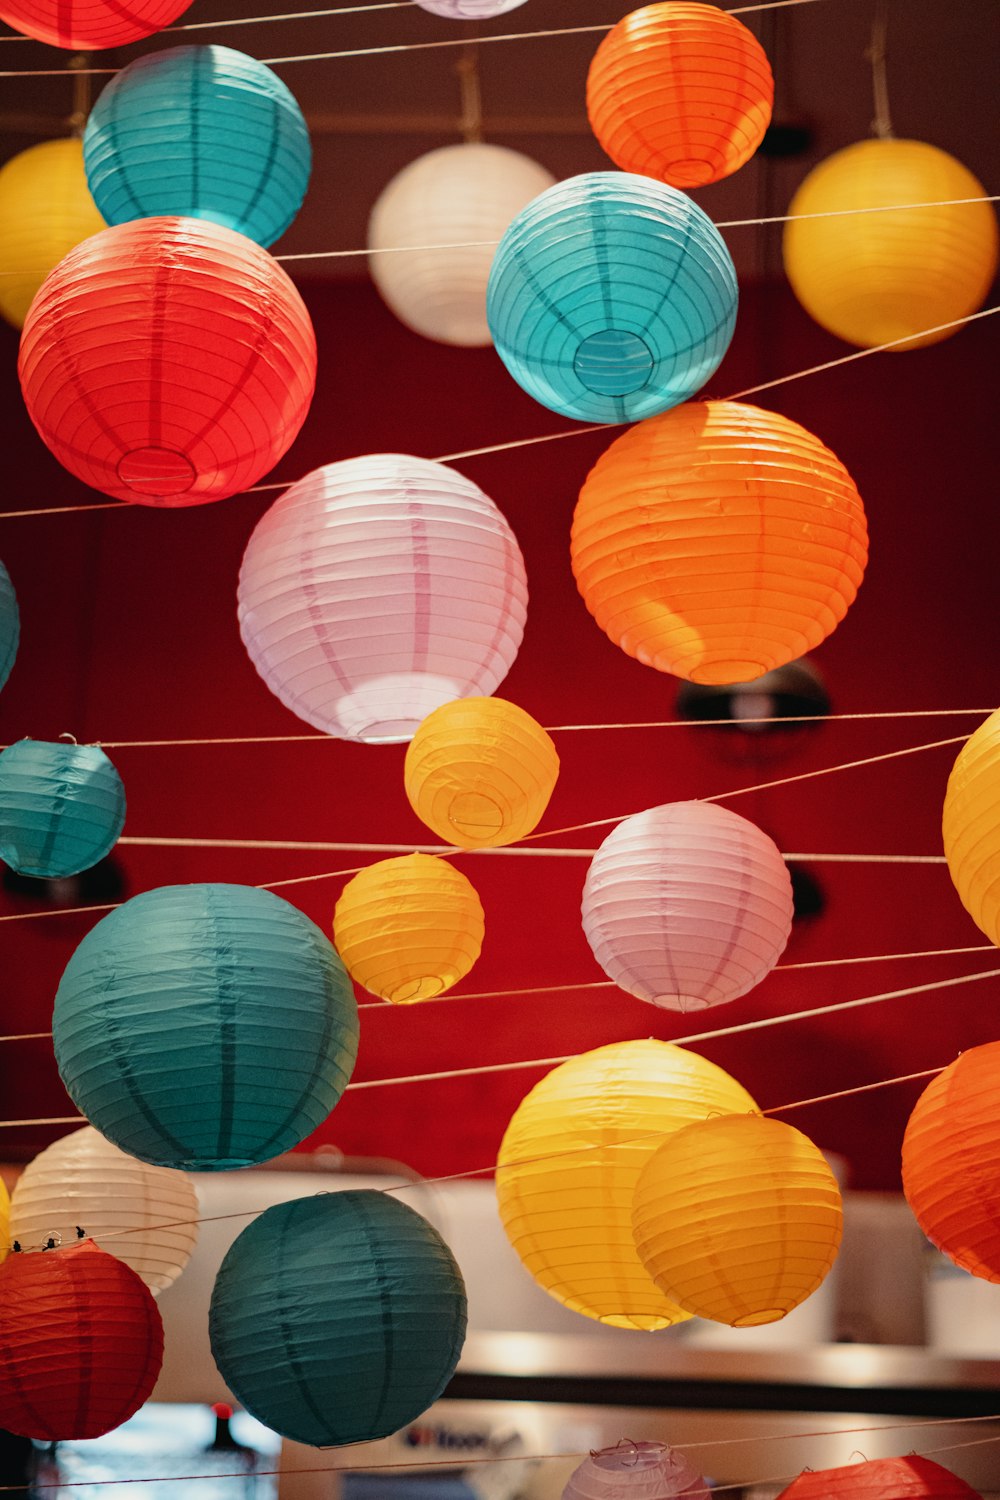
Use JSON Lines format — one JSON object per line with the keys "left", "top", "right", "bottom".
{"left": 486, "top": 171, "right": 737, "bottom": 423}
{"left": 83, "top": 46, "right": 311, "bottom": 248}
{"left": 0, "top": 560, "right": 18, "bottom": 693}
{"left": 53, "top": 884, "right": 359, "bottom": 1170}
{"left": 0, "top": 740, "right": 126, "bottom": 878}
{"left": 209, "top": 1191, "right": 468, "bottom": 1447}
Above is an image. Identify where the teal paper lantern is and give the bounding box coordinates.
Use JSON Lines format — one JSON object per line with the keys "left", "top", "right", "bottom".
{"left": 0, "top": 560, "right": 17, "bottom": 693}
{"left": 209, "top": 1191, "right": 468, "bottom": 1446}
{"left": 486, "top": 171, "right": 737, "bottom": 423}
{"left": 53, "top": 883, "right": 359, "bottom": 1170}
{"left": 83, "top": 46, "right": 311, "bottom": 248}
{"left": 0, "top": 740, "right": 126, "bottom": 878}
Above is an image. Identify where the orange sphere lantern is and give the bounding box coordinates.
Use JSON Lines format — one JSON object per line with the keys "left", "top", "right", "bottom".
{"left": 775, "top": 1455, "right": 983, "bottom": 1499}
{"left": 0, "top": 0, "right": 192, "bottom": 48}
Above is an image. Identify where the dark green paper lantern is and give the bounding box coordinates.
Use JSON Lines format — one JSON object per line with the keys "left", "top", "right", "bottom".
{"left": 0, "top": 739, "right": 125, "bottom": 877}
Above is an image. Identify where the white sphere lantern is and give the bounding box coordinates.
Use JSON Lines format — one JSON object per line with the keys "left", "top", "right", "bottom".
{"left": 415, "top": 1, "right": 530, "bottom": 17}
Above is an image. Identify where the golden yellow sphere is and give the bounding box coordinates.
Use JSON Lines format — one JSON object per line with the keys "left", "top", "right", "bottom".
{"left": 943, "top": 708, "right": 1000, "bottom": 947}
{"left": 0, "top": 139, "right": 105, "bottom": 329}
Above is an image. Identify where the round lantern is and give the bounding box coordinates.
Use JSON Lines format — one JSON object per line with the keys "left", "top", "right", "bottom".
{"left": 53, "top": 883, "right": 360, "bottom": 1171}
{"left": 368, "top": 142, "right": 555, "bottom": 346}
{"left": 237, "top": 455, "right": 528, "bottom": 743}
{"left": 942, "top": 708, "right": 1000, "bottom": 947}
{"left": 10, "top": 1126, "right": 198, "bottom": 1296}
{"left": 582, "top": 801, "right": 793, "bottom": 1011}
{"left": 496, "top": 1038, "right": 758, "bottom": 1329}
{"left": 775, "top": 1455, "right": 984, "bottom": 1499}
{"left": 0, "top": 559, "right": 18, "bottom": 694}
{"left": 563, "top": 1440, "right": 709, "bottom": 1500}
{"left": 632, "top": 1114, "right": 843, "bottom": 1326}
{"left": 571, "top": 400, "right": 869, "bottom": 684}
{"left": 19, "top": 216, "right": 316, "bottom": 507}
{"left": 587, "top": 2, "right": 773, "bottom": 189}
{"left": 0, "top": 0, "right": 192, "bottom": 48}
{"left": 333, "top": 853, "right": 485, "bottom": 1003}
{"left": 0, "top": 739, "right": 126, "bottom": 878}
{"left": 783, "top": 138, "right": 998, "bottom": 351}
{"left": 901, "top": 1042, "right": 1000, "bottom": 1283}
{"left": 84, "top": 47, "right": 311, "bottom": 249}
{"left": 404, "top": 696, "right": 559, "bottom": 848}
{"left": 486, "top": 171, "right": 737, "bottom": 423}
{"left": 0, "top": 1241, "right": 163, "bottom": 1440}
{"left": 209, "top": 1190, "right": 467, "bottom": 1447}
{"left": 415, "top": 1, "right": 529, "bottom": 15}
{"left": 0, "top": 140, "right": 105, "bottom": 330}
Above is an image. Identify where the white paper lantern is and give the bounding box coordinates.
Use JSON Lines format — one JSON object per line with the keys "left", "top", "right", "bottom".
{"left": 563, "top": 1440, "right": 709, "bottom": 1500}
{"left": 368, "top": 142, "right": 555, "bottom": 347}
{"left": 415, "top": 1, "right": 529, "bottom": 17}
{"left": 238, "top": 455, "right": 528, "bottom": 743}
{"left": 9, "top": 1126, "right": 198, "bottom": 1295}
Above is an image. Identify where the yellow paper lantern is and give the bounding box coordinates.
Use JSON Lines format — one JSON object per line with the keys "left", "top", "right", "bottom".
{"left": 333, "top": 852, "right": 484, "bottom": 1003}
{"left": 942, "top": 708, "right": 1000, "bottom": 947}
{"left": 632, "top": 1114, "right": 843, "bottom": 1327}
{"left": 495, "top": 1038, "right": 758, "bottom": 1330}
{"left": 404, "top": 697, "right": 559, "bottom": 849}
{"left": 0, "top": 139, "right": 105, "bottom": 329}
{"left": 783, "top": 138, "right": 998, "bottom": 351}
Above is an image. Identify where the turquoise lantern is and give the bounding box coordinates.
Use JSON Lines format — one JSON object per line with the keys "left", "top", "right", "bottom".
{"left": 0, "top": 740, "right": 126, "bottom": 878}
{"left": 0, "top": 560, "right": 18, "bottom": 693}
{"left": 486, "top": 171, "right": 737, "bottom": 423}
{"left": 83, "top": 46, "right": 311, "bottom": 248}
{"left": 53, "top": 883, "right": 359, "bottom": 1170}
{"left": 209, "top": 1191, "right": 468, "bottom": 1446}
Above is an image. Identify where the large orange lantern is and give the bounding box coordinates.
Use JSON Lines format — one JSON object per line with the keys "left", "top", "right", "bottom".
{"left": 0, "top": 0, "right": 192, "bottom": 48}
{"left": 775, "top": 1455, "right": 983, "bottom": 1499}
{"left": 942, "top": 707, "right": 1000, "bottom": 947}
{"left": 571, "top": 401, "right": 868, "bottom": 685}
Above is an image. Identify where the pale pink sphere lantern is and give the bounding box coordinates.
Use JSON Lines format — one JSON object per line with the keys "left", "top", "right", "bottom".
{"left": 562, "top": 1441, "right": 709, "bottom": 1500}
{"left": 414, "top": 1, "right": 529, "bottom": 17}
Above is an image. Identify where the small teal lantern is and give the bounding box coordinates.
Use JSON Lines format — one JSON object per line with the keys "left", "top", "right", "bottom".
{"left": 53, "top": 883, "right": 359, "bottom": 1171}
{"left": 0, "top": 740, "right": 125, "bottom": 878}
{"left": 0, "top": 560, "right": 18, "bottom": 693}
{"left": 209, "top": 1191, "right": 468, "bottom": 1446}
{"left": 486, "top": 171, "right": 738, "bottom": 423}
{"left": 84, "top": 45, "right": 311, "bottom": 248}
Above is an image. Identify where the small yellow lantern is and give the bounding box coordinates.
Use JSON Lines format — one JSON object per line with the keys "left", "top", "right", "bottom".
{"left": 632, "top": 1113, "right": 843, "bottom": 1327}
{"left": 942, "top": 708, "right": 1000, "bottom": 947}
{"left": 0, "top": 139, "right": 105, "bottom": 329}
{"left": 333, "top": 852, "right": 484, "bottom": 1003}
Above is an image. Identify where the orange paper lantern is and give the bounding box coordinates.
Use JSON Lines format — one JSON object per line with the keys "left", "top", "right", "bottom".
{"left": 942, "top": 707, "right": 1000, "bottom": 947}
{"left": 775, "top": 1455, "right": 983, "bottom": 1499}
{"left": 0, "top": 0, "right": 192, "bottom": 49}
{"left": 587, "top": 2, "right": 773, "bottom": 189}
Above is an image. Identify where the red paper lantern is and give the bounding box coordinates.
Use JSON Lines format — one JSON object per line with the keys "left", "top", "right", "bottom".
{"left": 19, "top": 216, "right": 316, "bottom": 507}
{"left": 0, "top": 1240, "right": 164, "bottom": 1439}
{"left": 0, "top": 0, "right": 193, "bottom": 50}
{"left": 775, "top": 1455, "right": 983, "bottom": 1499}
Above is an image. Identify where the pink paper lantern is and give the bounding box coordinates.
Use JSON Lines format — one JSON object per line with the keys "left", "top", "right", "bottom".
{"left": 562, "top": 1440, "right": 709, "bottom": 1500}
{"left": 582, "top": 800, "right": 793, "bottom": 1011}
{"left": 414, "top": 1, "right": 529, "bottom": 17}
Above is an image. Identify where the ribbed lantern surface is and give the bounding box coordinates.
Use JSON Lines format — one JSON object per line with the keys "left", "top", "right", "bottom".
{"left": 19, "top": 216, "right": 316, "bottom": 506}
{"left": 942, "top": 708, "right": 1000, "bottom": 947}
{"left": 901, "top": 1042, "right": 1000, "bottom": 1283}
{"left": 783, "top": 139, "right": 998, "bottom": 351}
{"left": 84, "top": 47, "right": 311, "bottom": 248}
{"left": 368, "top": 142, "right": 555, "bottom": 346}
{"left": 496, "top": 1038, "right": 758, "bottom": 1329}
{"left": 571, "top": 400, "right": 869, "bottom": 684}
{"left": 587, "top": 2, "right": 773, "bottom": 188}
{"left": 775, "top": 1455, "right": 984, "bottom": 1499}
{"left": 0, "top": 560, "right": 18, "bottom": 694}
{"left": 238, "top": 454, "right": 528, "bottom": 743}
{"left": 582, "top": 801, "right": 793, "bottom": 1011}
{"left": 10, "top": 1126, "right": 198, "bottom": 1295}
{"left": 53, "top": 883, "right": 360, "bottom": 1171}
{"left": 0, "top": 0, "right": 192, "bottom": 48}
{"left": 0, "top": 740, "right": 126, "bottom": 878}
{"left": 0, "top": 140, "right": 105, "bottom": 329}
{"left": 562, "top": 1440, "right": 709, "bottom": 1500}
{"left": 404, "top": 696, "right": 559, "bottom": 848}
{"left": 209, "top": 1191, "right": 468, "bottom": 1447}
{"left": 486, "top": 171, "right": 737, "bottom": 423}
{"left": 415, "top": 0, "right": 528, "bottom": 15}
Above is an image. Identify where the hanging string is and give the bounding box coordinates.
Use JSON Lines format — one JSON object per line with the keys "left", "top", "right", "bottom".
{"left": 867, "top": 0, "right": 894, "bottom": 139}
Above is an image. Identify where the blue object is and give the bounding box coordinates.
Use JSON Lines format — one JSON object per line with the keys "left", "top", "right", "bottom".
{"left": 53, "top": 883, "right": 359, "bottom": 1170}
{"left": 209, "top": 1191, "right": 468, "bottom": 1447}
{"left": 0, "top": 560, "right": 18, "bottom": 693}
{"left": 0, "top": 739, "right": 126, "bottom": 878}
{"left": 486, "top": 172, "right": 738, "bottom": 423}
{"left": 84, "top": 45, "right": 311, "bottom": 248}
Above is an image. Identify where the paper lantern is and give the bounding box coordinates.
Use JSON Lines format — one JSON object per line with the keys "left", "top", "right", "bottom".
{"left": 415, "top": 0, "right": 528, "bottom": 15}
{"left": 942, "top": 708, "right": 1000, "bottom": 946}
{"left": 563, "top": 1440, "right": 709, "bottom": 1500}
{"left": 333, "top": 853, "right": 485, "bottom": 1003}
{"left": 486, "top": 171, "right": 737, "bottom": 423}
{"left": 0, "top": 559, "right": 18, "bottom": 694}
{"left": 84, "top": 47, "right": 311, "bottom": 249}
{"left": 0, "top": 739, "right": 126, "bottom": 878}
{"left": 901, "top": 1042, "right": 1000, "bottom": 1283}
{"left": 0, "top": 1176, "right": 8, "bottom": 1265}
{"left": 404, "top": 696, "right": 559, "bottom": 848}
{"left": 0, "top": 140, "right": 105, "bottom": 330}
{"left": 496, "top": 1038, "right": 758, "bottom": 1329}
{"left": 633, "top": 1114, "right": 843, "bottom": 1326}
{"left": 53, "top": 883, "right": 359, "bottom": 1171}
{"left": 10, "top": 1126, "right": 198, "bottom": 1295}
{"left": 0, "top": 1241, "right": 163, "bottom": 1440}
{"left": 571, "top": 400, "right": 869, "bottom": 684}
{"left": 783, "top": 138, "right": 998, "bottom": 351}
{"left": 209, "top": 1190, "right": 467, "bottom": 1447}
{"left": 0, "top": 0, "right": 192, "bottom": 48}
{"left": 368, "top": 142, "right": 555, "bottom": 346}
{"left": 775, "top": 1455, "right": 983, "bottom": 1499}
{"left": 238, "top": 455, "right": 528, "bottom": 743}
{"left": 587, "top": 2, "right": 773, "bottom": 188}
{"left": 19, "top": 216, "right": 316, "bottom": 507}
{"left": 582, "top": 801, "right": 793, "bottom": 1011}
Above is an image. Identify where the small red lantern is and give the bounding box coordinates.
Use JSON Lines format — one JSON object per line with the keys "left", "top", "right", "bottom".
{"left": 0, "top": 0, "right": 193, "bottom": 50}
{"left": 775, "top": 1455, "right": 983, "bottom": 1499}
{"left": 0, "top": 1240, "right": 164, "bottom": 1439}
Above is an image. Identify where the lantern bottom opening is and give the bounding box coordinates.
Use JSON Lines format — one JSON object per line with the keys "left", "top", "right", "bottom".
{"left": 449, "top": 791, "right": 505, "bottom": 841}
{"left": 685, "top": 658, "right": 775, "bottom": 686}
{"left": 387, "top": 975, "right": 447, "bottom": 1004}
{"left": 573, "top": 330, "right": 654, "bottom": 396}
{"left": 116, "top": 446, "right": 197, "bottom": 500}
{"left": 729, "top": 1307, "right": 788, "bottom": 1327}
